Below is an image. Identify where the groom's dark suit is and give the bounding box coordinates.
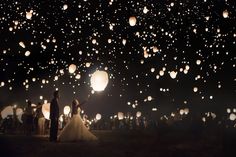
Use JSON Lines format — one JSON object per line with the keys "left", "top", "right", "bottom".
{"left": 49, "top": 98, "right": 59, "bottom": 141}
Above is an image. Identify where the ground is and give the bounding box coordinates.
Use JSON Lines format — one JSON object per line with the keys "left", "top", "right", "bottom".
{"left": 0, "top": 129, "right": 235, "bottom": 157}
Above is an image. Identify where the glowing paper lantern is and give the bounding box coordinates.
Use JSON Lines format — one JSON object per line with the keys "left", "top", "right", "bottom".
{"left": 19, "top": 41, "right": 26, "bottom": 48}
{"left": 42, "top": 103, "right": 50, "bottom": 120}
{"left": 1, "top": 106, "right": 13, "bottom": 119}
{"left": 75, "top": 74, "right": 81, "bottom": 79}
{"left": 63, "top": 106, "right": 71, "bottom": 115}
{"left": 193, "top": 87, "right": 198, "bottom": 92}
{"left": 143, "top": 6, "right": 149, "bottom": 14}
{"left": 159, "top": 70, "right": 164, "bottom": 76}
{"left": 152, "top": 108, "right": 157, "bottom": 111}
{"left": 63, "top": 4, "right": 68, "bottom": 10}
{"left": 26, "top": 10, "right": 33, "bottom": 20}
{"left": 129, "top": 16, "right": 137, "bottom": 26}
{"left": 96, "top": 113, "right": 102, "bottom": 120}
{"left": 118, "top": 112, "right": 124, "bottom": 120}
{"left": 136, "top": 111, "right": 142, "bottom": 118}
{"left": 68, "top": 64, "right": 76, "bottom": 74}
{"left": 170, "top": 71, "right": 177, "bottom": 79}
{"left": 147, "top": 96, "right": 152, "bottom": 101}
{"left": 196, "top": 60, "right": 201, "bottom": 65}
{"left": 179, "top": 109, "right": 184, "bottom": 115}
{"left": 25, "top": 51, "right": 31, "bottom": 57}
{"left": 90, "top": 70, "right": 109, "bottom": 92}
{"left": 16, "top": 108, "right": 23, "bottom": 123}
{"left": 223, "top": 10, "right": 229, "bottom": 18}
{"left": 227, "top": 108, "right": 231, "bottom": 113}
{"left": 122, "top": 39, "right": 126, "bottom": 46}
{"left": 184, "top": 108, "right": 189, "bottom": 115}
{"left": 229, "top": 113, "right": 236, "bottom": 121}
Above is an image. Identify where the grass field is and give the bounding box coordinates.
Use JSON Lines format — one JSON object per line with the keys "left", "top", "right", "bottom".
{"left": 0, "top": 129, "right": 235, "bottom": 157}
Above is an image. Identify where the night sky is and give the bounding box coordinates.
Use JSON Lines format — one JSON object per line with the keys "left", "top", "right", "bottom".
{"left": 0, "top": 0, "right": 235, "bottom": 118}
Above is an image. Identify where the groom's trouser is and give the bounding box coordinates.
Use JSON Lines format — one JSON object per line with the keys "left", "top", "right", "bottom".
{"left": 50, "top": 118, "right": 58, "bottom": 141}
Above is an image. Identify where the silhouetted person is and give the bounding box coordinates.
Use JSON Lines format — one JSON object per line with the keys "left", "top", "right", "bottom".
{"left": 25, "top": 100, "right": 33, "bottom": 135}
{"left": 49, "top": 91, "right": 60, "bottom": 142}
{"left": 36, "top": 102, "right": 45, "bottom": 135}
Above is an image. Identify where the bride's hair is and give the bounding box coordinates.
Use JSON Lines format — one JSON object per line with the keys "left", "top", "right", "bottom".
{"left": 72, "top": 99, "right": 79, "bottom": 106}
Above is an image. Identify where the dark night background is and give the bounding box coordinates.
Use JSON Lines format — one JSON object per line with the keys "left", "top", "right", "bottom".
{"left": 0, "top": 0, "right": 235, "bottom": 118}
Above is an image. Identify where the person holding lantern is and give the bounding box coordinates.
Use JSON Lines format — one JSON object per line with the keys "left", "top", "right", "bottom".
{"left": 49, "top": 91, "right": 60, "bottom": 142}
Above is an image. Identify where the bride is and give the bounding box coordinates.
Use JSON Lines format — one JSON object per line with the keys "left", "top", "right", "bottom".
{"left": 59, "top": 99, "right": 97, "bottom": 142}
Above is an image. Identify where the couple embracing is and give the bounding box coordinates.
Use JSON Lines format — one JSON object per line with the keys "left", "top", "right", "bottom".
{"left": 49, "top": 91, "right": 97, "bottom": 142}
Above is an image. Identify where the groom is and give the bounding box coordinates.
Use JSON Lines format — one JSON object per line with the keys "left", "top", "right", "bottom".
{"left": 49, "top": 90, "right": 60, "bottom": 142}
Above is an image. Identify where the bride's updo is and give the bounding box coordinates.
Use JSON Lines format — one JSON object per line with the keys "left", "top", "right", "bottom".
{"left": 72, "top": 99, "right": 79, "bottom": 106}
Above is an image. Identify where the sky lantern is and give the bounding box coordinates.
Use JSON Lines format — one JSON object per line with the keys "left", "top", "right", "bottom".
{"left": 19, "top": 41, "right": 26, "bottom": 48}
{"left": 25, "top": 51, "right": 31, "bottom": 57}
{"left": 96, "top": 113, "right": 102, "bottom": 120}
{"left": 136, "top": 111, "right": 142, "bottom": 117}
{"left": 63, "top": 4, "right": 68, "bottom": 10}
{"left": 68, "top": 64, "right": 76, "bottom": 74}
{"left": 229, "top": 113, "right": 236, "bottom": 121}
{"left": 90, "top": 70, "right": 109, "bottom": 92}
{"left": 184, "top": 108, "right": 189, "bottom": 115}
{"left": 75, "top": 74, "right": 81, "bottom": 79}
{"left": 179, "top": 109, "right": 184, "bottom": 115}
{"left": 129, "top": 16, "right": 137, "bottom": 26}
{"left": 63, "top": 106, "right": 71, "bottom": 115}
{"left": 223, "top": 10, "right": 229, "bottom": 18}
{"left": 26, "top": 10, "right": 33, "bottom": 20}
{"left": 193, "top": 87, "right": 198, "bottom": 92}
{"left": 169, "top": 71, "right": 177, "bottom": 79}
{"left": 118, "top": 112, "right": 124, "bottom": 120}
{"left": 1, "top": 106, "right": 13, "bottom": 119}
{"left": 42, "top": 103, "right": 50, "bottom": 120}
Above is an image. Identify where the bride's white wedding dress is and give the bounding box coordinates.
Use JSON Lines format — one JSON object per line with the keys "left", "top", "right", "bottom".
{"left": 59, "top": 107, "right": 97, "bottom": 142}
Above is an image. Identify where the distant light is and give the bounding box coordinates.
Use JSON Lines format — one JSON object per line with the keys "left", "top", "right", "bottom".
{"left": 68, "top": 64, "right": 76, "bottom": 74}
{"left": 25, "top": 51, "right": 31, "bottom": 57}
{"left": 118, "top": 112, "right": 124, "bottom": 120}
{"left": 152, "top": 108, "right": 157, "bottom": 111}
{"left": 170, "top": 71, "right": 177, "bottom": 79}
{"left": 129, "top": 16, "right": 137, "bottom": 26}
{"left": 26, "top": 10, "right": 33, "bottom": 20}
{"left": 63, "top": 106, "right": 71, "bottom": 115}
{"left": 193, "top": 87, "right": 198, "bottom": 92}
{"left": 136, "top": 111, "right": 142, "bottom": 118}
{"left": 223, "top": 10, "right": 229, "bottom": 18}
{"left": 96, "top": 113, "right": 102, "bottom": 120}
{"left": 229, "top": 113, "right": 236, "bottom": 121}
{"left": 63, "top": 4, "right": 68, "bottom": 10}
{"left": 19, "top": 41, "right": 26, "bottom": 48}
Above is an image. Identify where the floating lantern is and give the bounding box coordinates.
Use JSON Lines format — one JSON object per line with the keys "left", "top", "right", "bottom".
{"left": 179, "top": 109, "right": 184, "bottom": 115}
{"left": 63, "top": 106, "right": 71, "bottom": 115}
{"left": 42, "top": 103, "right": 50, "bottom": 120}
{"left": 26, "top": 10, "right": 33, "bottom": 20}
{"left": 118, "top": 112, "right": 124, "bottom": 120}
{"left": 193, "top": 87, "right": 198, "bottom": 92}
{"left": 68, "top": 64, "right": 76, "bottom": 74}
{"left": 223, "top": 10, "right": 229, "bottom": 18}
{"left": 129, "top": 16, "right": 137, "bottom": 26}
{"left": 96, "top": 113, "right": 102, "bottom": 120}
{"left": 136, "top": 111, "right": 142, "bottom": 118}
{"left": 229, "top": 113, "right": 236, "bottom": 121}
{"left": 90, "top": 70, "right": 109, "bottom": 92}
{"left": 170, "top": 71, "right": 177, "bottom": 79}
